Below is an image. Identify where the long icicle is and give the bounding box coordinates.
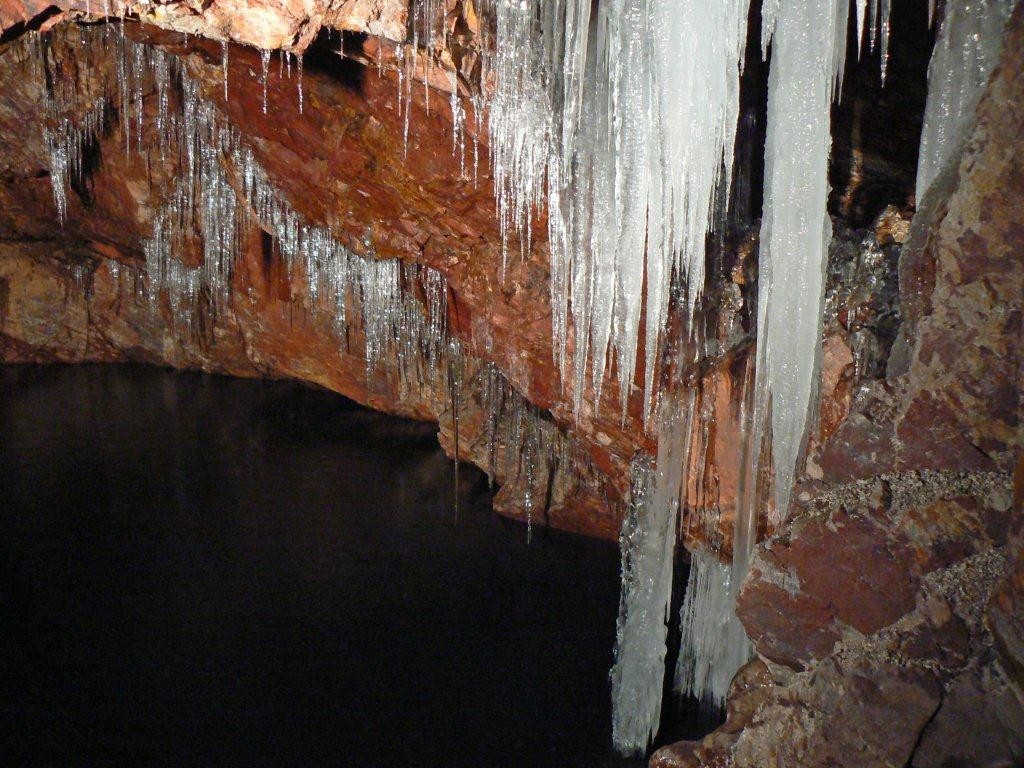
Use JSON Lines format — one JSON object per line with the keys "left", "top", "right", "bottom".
{"left": 915, "top": 0, "right": 1016, "bottom": 204}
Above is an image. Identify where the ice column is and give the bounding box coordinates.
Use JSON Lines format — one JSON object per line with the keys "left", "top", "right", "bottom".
{"left": 916, "top": 0, "right": 1016, "bottom": 203}
{"left": 675, "top": 551, "right": 750, "bottom": 709}
{"left": 750, "top": 0, "right": 846, "bottom": 532}
{"left": 611, "top": 385, "right": 706, "bottom": 754}
{"left": 610, "top": 454, "right": 675, "bottom": 755}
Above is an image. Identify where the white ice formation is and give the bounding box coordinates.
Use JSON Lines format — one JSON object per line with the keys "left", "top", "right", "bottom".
{"left": 675, "top": 549, "right": 748, "bottom": 709}
{"left": 479, "top": 0, "right": 751, "bottom": 419}
{"left": 916, "top": 0, "right": 1017, "bottom": 204}
{"left": 610, "top": 452, "right": 673, "bottom": 755}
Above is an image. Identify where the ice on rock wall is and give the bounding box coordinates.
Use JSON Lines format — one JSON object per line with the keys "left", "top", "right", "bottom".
{"left": 916, "top": 0, "right": 1016, "bottom": 204}
{"left": 666, "top": 0, "right": 849, "bottom": 720}
{"left": 480, "top": 0, "right": 749, "bottom": 417}
{"left": 35, "top": 0, "right": 974, "bottom": 747}
{"left": 672, "top": 355, "right": 756, "bottom": 710}
{"left": 33, "top": 27, "right": 577, "bottom": 535}
{"left": 473, "top": 0, "right": 893, "bottom": 645}
{"left": 43, "top": 99, "right": 107, "bottom": 223}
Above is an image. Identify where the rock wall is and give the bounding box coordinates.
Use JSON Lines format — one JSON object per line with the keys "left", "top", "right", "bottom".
{"left": 654, "top": 5, "right": 1023, "bottom": 766}
{"left": 0, "top": 19, "right": 638, "bottom": 539}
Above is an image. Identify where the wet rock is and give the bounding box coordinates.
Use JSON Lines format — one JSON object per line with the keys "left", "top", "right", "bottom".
{"left": 680, "top": 6, "right": 1024, "bottom": 766}
{"left": 731, "top": 661, "right": 941, "bottom": 768}
{"left": 911, "top": 659, "right": 1024, "bottom": 768}
{"left": 648, "top": 741, "right": 702, "bottom": 768}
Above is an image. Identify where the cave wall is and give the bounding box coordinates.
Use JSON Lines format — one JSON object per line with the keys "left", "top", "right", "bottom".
{"left": 0, "top": 18, "right": 638, "bottom": 539}
{"left": 0, "top": 1, "right": 1020, "bottom": 765}
{"left": 654, "top": 5, "right": 1024, "bottom": 766}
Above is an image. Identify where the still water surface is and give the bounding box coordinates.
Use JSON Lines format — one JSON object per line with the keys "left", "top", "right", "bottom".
{"left": 1, "top": 364, "right": 647, "bottom": 767}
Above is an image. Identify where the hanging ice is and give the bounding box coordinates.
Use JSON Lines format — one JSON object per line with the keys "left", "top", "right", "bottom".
{"left": 673, "top": 358, "right": 755, "bottom": 710}
{"left": 750, "top": 0, "right": 846, "bottom": 530}
{"left": 915, "top": 0, "right": 1016, "bottom": 204}
{"left": 43, "top": 99, "right": 107, "bottom": 223}
{"left": 609, "top": 453, "right": 675, "bottom": 755}
{"left": 674, "top": 550, "right": 751, "bottom": 710}
{"left": 665, "top": 0, "right": 846, "bottom": 712}
{"left": 481, "top": 0, "right": 749, "bottom": 417}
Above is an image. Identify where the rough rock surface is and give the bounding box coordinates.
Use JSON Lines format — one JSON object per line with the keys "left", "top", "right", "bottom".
{"left": 656, "top": 5, "right": 1023, "bottom": 766}
{"left": 0, "top": 19, "right": 638, "bottom": 538}
{"left": 1, "top": 0, "right": 410, "bottom": 49}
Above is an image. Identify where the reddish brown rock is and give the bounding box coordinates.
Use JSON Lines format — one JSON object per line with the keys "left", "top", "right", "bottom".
{"left": 667, "top": 6, "right": 1024, "bottom": 767}
{"left": 1, "top": 0, "right": 409, "bottom": 49}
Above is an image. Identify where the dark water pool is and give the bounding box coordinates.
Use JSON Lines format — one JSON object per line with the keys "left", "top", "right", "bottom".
{"left": 1, "top": 364, "right": 648, "bottom": 768}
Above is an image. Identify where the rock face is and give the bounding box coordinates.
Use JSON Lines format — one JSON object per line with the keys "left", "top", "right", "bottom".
{"left": 1, "top": 0, "right": 409, "bottom": 48}
{"left": 654, "top": 5, "right": 1023, "bottom": 766}
{"left": 0, "top": 19, "right": 642, "bottom": 540}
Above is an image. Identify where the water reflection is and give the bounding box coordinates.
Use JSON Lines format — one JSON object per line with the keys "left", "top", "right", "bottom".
{"left": 0, "top": 364, "right": 643, "bottom": 768}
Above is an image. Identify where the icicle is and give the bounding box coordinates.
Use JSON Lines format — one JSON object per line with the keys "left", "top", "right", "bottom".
{"left": 221, "top": 40, "right": 229, "bottom": 101}
{"left": 260, "top": 49, "right": 270, "bottom": 114}
{"left": 610, "top": 450, "right": 676, "bottom": 755}
{"left": 674, "top": 548, "right": 751, "bottom": 709}
{"left": 751, "top": 0, "right": 844, "bottom": 531}
{"left": 448, "top": 70, "right": 465, "bottom": 171}
{"left": 915, "top": 0, "right": 1016, "bottom": 204}
{"left": 855, "top": 0, "right": 868, "bottom": 57}
{"left": 481, "top": 0, "right": 749, "bottom": 418}
{"left": 297, "top": 52, "right": 304, "bottom": 114}
{"left": 448, "top": 338, "right": 462, "bottom": 525}
{"left": 43, "top": 99, "right": 107, "bottom": 224}
{"left": 879, "top": 0, "right": 892, "bottom": 83}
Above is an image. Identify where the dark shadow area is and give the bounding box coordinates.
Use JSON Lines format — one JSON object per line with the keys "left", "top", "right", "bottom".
{"left": 830, "top": 0, "right": 936, "bottom": 224}
{"left": 730, "top": 1, "right": 770, "bottom": 237}
{"left": 722, "top": 0, "right": 934, "bottom": 232}
{"left": 0, "top": 6, "right": 64, "bottom": 45}
{"left": 0, "top": 363, "right": 647, "bottom": 768}
{"left": 302, "top": 27, "right": 367, "bottom": 93}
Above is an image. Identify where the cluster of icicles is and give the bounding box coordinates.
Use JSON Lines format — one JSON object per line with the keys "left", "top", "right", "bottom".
{"left": 470, "top": 0, "right": 1017, "bottom": 756}
{"left": 31, "top": 25, "right": 579, "bottom": 543}
{"left": 35, "top": 0, "right": 1019, "bottom": 755}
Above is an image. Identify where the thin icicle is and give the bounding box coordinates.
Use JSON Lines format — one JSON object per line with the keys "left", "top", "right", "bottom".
{"left": 221, "top": 40, "right": 229, "bottom": 101}
{"left": 43, "top": 99, "right": 107, "bottom": 224}
{"left": 448, "top": 338, "right": 462, "bottom": 525}
{"left": 260, "top": 49, "right": 270, "bottom": 114}
{"left": 879, "top": 0, "right": 892, "bottom": 82}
